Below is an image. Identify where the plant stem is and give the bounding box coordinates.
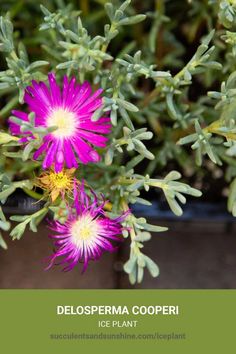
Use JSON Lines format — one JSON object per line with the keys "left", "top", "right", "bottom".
{"left": 119, "top": 177, "right": 165, "bottom": 190}
{"left": 101, "top": 23, "right": 116, "bottom": 53}
{"left": 23, "top": 187, "right": 44, "bottom": 201}
{"left": 0, "top": 96, "right": 18, "bottom": 118}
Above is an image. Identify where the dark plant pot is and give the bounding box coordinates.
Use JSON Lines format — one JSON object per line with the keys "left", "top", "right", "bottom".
{"left": 0, "top": 192, "right": 236, "bottom": 289}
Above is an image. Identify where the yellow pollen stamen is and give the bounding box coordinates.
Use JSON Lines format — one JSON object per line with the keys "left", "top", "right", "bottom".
{"left": 47, "top": 108, "right": 77, "bottom": 138}
{"left": 71, "top": 215, "right": 100, "bottom": 247}
{"left": 49, "top": 171, "right": 70, "bottom": 189}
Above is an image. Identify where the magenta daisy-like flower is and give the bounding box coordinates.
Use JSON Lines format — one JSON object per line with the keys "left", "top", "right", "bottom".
{"left": 47, "top": 183, "right": 128, "bottom": 272}
{"left": 9, "top": 73, "right": 111, "bottom": 172}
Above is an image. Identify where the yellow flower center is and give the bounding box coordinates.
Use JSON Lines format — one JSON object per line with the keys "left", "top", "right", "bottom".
{"left": 71, "top": 214, "right": 100, "bottom": 247}
{"left": 49, "top": 171, "right": 70, "bottom": 189}
{"left": 47, "top": 108, "right": 77, "bottom": 138}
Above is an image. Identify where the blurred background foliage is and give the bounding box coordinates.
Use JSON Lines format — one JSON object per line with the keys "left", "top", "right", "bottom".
{"left": 1, "top": 0, "right": 236, "bottom": 208}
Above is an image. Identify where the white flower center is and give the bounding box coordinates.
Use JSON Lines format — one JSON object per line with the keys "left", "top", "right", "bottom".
{"left": 71, "top": 214, "right": 100, "bottom": 248}
{"left": 47, "top": 108, "right": 77, "bottom": 138}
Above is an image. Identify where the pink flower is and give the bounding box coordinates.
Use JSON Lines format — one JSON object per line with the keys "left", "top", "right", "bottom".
{"left": 47, "top": 183, "right": 129, "bottom": 272}
{"left": 9, "top": 73, "right": 111, "bottom": 172}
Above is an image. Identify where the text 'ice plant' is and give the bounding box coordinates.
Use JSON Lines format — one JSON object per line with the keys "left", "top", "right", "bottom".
{"left": 9, "top": 73, "right": 111, "bottom": 172}
{"left": 47, "top": 183, "right": 128, "bottom": 272}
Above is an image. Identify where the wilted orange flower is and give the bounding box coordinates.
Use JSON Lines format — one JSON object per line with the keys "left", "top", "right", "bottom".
{"left": 36, "top": 168, "right": 75, "bottom": 202}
